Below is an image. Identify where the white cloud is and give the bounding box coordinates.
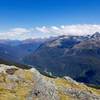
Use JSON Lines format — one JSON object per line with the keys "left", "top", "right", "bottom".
{"left": 35, "top": 24, "right": 100, "bottom": 36}
{"left": 51, "top": 26, "right": 59, "bottom": 31}
{"left": 36, "top": 26, "right": 49, "bottom": 33}
{"left": 11, "top": 28, "right": 30, "bottom": 33}
{"left": 0, "top": 25, "right": 100, "bottom": 40}
{"left": 0, "top": 28, "right": 33, "bottom": 40}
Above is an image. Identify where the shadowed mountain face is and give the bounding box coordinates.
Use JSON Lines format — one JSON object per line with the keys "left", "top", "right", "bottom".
{"left": 23, "top": 32, "right": 100, "bottom": 85}
{"left": 0, "top": 39, "right": 46, "bottom": 62}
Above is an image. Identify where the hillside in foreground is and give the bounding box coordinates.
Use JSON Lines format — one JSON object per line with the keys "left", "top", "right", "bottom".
{"left": 0, "top": 64, "right": 100, "bottom": 100}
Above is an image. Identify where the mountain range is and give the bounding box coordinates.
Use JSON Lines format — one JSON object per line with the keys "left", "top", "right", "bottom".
{"left": 0, "top": 38, "right": 47, "bottom": 62}
{"left": 0, "top": 32, "right": 100, "bottom": 86}
{"left": 22, "top": 32, "right": 100, "bottom": 85}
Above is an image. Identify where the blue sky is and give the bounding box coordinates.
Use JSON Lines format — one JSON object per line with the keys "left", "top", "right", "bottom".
{"left": 0, "top": 0, "right": 100, "bottom": 39}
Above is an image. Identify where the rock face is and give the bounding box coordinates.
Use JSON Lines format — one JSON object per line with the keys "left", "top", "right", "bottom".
{"left": 27, "top": 68, "right": 60, "bottom": 100}
{"left": 0, "top": 64, "right": 100, "bottom": 100}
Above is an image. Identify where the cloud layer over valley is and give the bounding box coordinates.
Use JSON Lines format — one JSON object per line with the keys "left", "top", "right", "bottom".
{"left": 1, "top": 24, "right": 100, "bottom": 40}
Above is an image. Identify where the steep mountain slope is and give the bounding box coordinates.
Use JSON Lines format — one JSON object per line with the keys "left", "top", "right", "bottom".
{"left": 0, "top": 39, "right": 46, "bottom": 62}
{"left": 23, "top": 32, "right": 100, "bottom": 85}
{"left": 0, "top": 64, "right": 100, "bottom": 100}
{"left": 0, "top": 43, "right": 20, "bottom": 61}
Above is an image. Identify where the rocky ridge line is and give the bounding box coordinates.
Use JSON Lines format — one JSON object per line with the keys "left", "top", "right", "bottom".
{"left": 0, "top": 64, "right": 100, "bottom": 100}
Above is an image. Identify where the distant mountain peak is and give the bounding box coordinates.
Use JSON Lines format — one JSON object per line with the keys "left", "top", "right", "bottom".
{"left": 91, "top": 32, "right": 100, "bottom": 39}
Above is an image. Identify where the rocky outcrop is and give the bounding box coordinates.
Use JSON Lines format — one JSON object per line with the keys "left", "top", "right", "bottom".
{"left": 0, "top": 64, "right": 100, "bottom": 100}
{"left": 27, "top": 68, "right": 60, "bottom": 100}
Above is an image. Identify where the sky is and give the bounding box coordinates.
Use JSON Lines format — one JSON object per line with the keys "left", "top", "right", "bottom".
{"left": 0, "top": 0, "right": 100, "bottom": 40}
